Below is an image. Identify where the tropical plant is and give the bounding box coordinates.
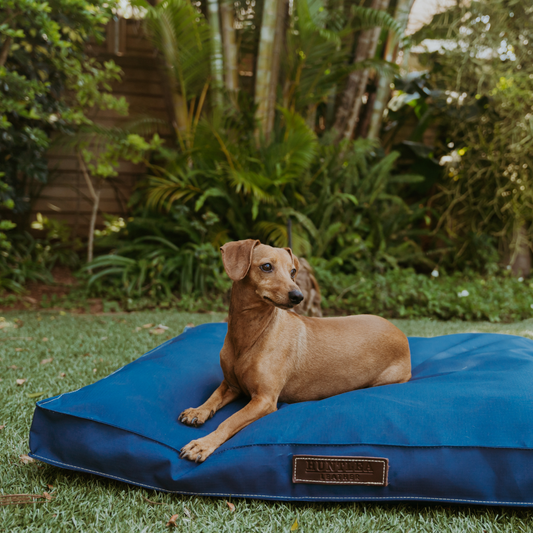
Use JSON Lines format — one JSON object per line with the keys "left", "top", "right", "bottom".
{"left": 142, "top": 106, "right": 317, "bottom": 243}
{"left": 299, "top": 139, "right": 432, "bottom": 271}
{"left": 282, "top": 1, "right": 400, "bottom": 129}
{"left": 124, "top": 0, "right": 423, "bottom": 272}
{"left": 86, "top": 207, "right": 231, "bottom": 301}
{"left": 135, "top": 0, "right": 409, "bottom": 143}
{"left": 142, "top": 0, "right": 212, "bottom": 149}
{"left": 134, "top": 112, "right": 432, "bottom": 272}
{"left": 1, "top": 0, "right": 427, "bottom": 300}
{"left": 383, "top": 0, "right": 533, "bottom": 272}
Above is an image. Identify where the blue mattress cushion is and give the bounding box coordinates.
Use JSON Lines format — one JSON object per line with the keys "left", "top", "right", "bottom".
{"left": 29, "top": 323, "right": 533, "bottom": 506}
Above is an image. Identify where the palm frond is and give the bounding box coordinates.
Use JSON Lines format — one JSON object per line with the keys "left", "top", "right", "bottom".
{"left": 296, "top": 0, "right": 343, "bottom": 46}
{"left": 145, "top": 0, "right": 212, "bottom": 101}
{"left": 265, "top": 108, "right": 317, "bottom": 181}
{"left": 350, "top": 6, "right": 404, "bottom": 40}
{"left": 228, "top": 170, "right": 280, "bottom": 203}
{"left": 143, "top": 171, "right": 204, "bottom": 211}
{"left": 254, "top": 220, "right": 311, "bottom": 256}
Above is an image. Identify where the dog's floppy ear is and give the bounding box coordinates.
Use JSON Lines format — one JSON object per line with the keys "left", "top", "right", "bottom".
{"left": 284, "top": 247, "right": 300, "bottom": 273}
{"left": 221, "top": 239, "right": 260, "bottom": 281}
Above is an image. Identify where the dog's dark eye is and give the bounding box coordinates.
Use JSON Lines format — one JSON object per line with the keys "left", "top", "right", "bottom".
{"left": 260, "top": 263, "right": 273, "bottom": 272}
{"left": 290, "top": 269, "right": 296, "bottom": 278}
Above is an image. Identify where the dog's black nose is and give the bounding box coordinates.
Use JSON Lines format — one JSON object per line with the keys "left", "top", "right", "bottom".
{"left": 288, "top": 290, "right": 304, "bottom": 305}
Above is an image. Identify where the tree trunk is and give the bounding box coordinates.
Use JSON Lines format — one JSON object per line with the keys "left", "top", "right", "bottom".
{"left": 264, "top": 0, "right": 287, "bottom": 137}
{"left": 254, "top": 0, "right": 281, "bottom": 140}
{"left": 357, "top": 88, "right": 377, "bottom": 138}
{"left": 220, "top": 0, "right": 239, "bottom": 93}
{"left": 154, "top": 9, "right": 189, "bottom": 136}
{"left": 507, "top": 223, "right": 531, "bottom": 277}
{"left": 87, "top": 188, "right": 101, "bottom": 265}
{"left": 207, "top": 0, "right": 224, "bottom": 107}
{"left": 333, "top": 0, "right": 389, "bottom": 142}
{"left": 0, "top": 35, "right": 12, "bottom": 67}
{"left": 367, "top": 0, "right": 414, "bottom": 139}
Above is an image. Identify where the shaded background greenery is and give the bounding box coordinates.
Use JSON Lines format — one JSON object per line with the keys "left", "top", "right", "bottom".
{"left": 1, "top": 0, "right": 532, "bottom": 322}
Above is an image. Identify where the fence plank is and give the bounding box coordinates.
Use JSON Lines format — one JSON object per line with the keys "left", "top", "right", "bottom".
{"left": 37, "top": 18, "right": 169, "bottom": 235}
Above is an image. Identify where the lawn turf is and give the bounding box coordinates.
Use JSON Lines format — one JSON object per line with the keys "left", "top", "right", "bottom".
{"left": 2, "top": 310, "right": 533, "bottom": 532}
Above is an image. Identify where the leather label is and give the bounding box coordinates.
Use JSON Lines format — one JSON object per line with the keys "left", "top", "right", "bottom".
{"left": 292, "top": 455, "right": 389, "bottom": 486}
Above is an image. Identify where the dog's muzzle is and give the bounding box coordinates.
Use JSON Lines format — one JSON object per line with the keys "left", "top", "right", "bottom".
{"left": 288, "top": 290, "right": 304, "bottom": 305}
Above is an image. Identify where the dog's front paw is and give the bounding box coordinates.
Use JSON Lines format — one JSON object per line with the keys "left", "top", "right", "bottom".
{"left": 178, "top": 407, "right": 213, "bottom": 427}
{"left": 179, "top": 437, "right": 218, "bottom": 463}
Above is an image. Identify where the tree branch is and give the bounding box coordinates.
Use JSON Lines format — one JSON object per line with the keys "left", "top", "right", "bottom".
{"left": 78, "top": 154, "right": 101, "bottom": 265}
{"left": 0, "top": 36, "right": 12, "bottom": 67}
{"left": 78, "top": 154, "right": 98, "bottom": 201}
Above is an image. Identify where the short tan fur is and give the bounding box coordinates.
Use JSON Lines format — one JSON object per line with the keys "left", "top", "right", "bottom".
{"left": 179, "top": 239, "right": 411, "bottom": 462}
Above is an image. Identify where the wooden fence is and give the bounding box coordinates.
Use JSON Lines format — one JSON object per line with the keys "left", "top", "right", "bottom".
{"left": 35, "top": 17, "right": 437, "bottom": 238}
{"left": 36, "top": 19, "right": 170, "bottom": 236}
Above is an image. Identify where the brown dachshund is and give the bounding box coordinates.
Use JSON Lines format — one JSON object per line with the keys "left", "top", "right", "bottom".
{"left": 179, "top": 239, "right": 411, "bottom": 462}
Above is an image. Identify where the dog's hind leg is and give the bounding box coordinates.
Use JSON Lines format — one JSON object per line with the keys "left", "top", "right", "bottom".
{"left": 179, "top": 380, "right": 240, "bottom": 427}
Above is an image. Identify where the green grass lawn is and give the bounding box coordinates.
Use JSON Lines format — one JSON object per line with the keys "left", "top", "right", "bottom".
{"left": 2, "top": 310, "right": 533, "bottom": 532}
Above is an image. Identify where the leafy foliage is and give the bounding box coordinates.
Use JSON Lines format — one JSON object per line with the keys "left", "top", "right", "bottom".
{"left": 141, "top": 0, "right": 212, "bottom": 151}
{"left": 117, "top": 0, "right": 426, "bottom": 287}
{"left": 142, "top": 106, "right": 317, "bottom": 242}
{"left": 0, "top": 0, "right": 126, "bottom": 215}
{"left": 87, "top": 109, "right": 432, "bottom": 303}
{"left": 86, "top": 208, "right": 231, "bottom": 302}
{"left": 0, "top": 213, "right": 80, "bottom": 293}
{"left": 385, "top": 0, "right": 533, "bottom": 268}
{"left": 136, "top": 105, "right": 430, "bottom": 272}
{"left": 144, "top": 0, "right": 211, "bottom": 104}
{"left": 6, "top": 0, "right": 528, "bottom": 314}
{"left": 315, "top": 264, "right": 533, "bottom": 322}
{"left": 297, "top": 138, "right": 431, "bottom": 270}
{"left": 281, "top": 0, "right": 400, "bottom": 124}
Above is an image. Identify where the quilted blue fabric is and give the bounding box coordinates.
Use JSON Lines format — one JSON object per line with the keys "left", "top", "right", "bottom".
{"left": 29, "top": 323, "right": 533, "bottom": 505}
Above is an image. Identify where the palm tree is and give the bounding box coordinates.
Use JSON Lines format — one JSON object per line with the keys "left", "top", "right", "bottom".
{"left": 206, "top": 0, "right": 224, "bottom": 106}
{"left": 140, "top": 0, "right": 408, "bottom": 146}
{"left": 333, "top": 0, "right": 389, "bottom": 141}
{"left": 254, "top": 0, "right": 281, "bottom": 140}
{"left": 220, "top": 0, "right": 239, "bottom": 93}
{"left": 144, "top": 0, "right": 211, "bottom": 149}
{"left": 367, "top": 0, "right": 415, "bottom": 139}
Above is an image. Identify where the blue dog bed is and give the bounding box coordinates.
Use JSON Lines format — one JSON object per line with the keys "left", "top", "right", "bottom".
{"left": 29, "top": 323, "right": 533, "bottom": 506}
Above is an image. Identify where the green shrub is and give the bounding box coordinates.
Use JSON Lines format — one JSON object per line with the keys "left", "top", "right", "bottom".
{"left": 85, "top": 208, "right": 231, "bottom": 302}
{"left": 142, "top": 117, "right": 435, "bottom": 274}
{"left": 314, "top": 263, "right": 533, "bottom": 322}
{"left": 86, "top": 214, "right": 533, "bottom": 322}
{"left": 385, "top": 0, "right": 533, "bottom": 265}
{"left": 0, "top": 213, "right": 81, "bottom": 293}
{"left": 0, "top": 0, "right": 126, "bottom": 216}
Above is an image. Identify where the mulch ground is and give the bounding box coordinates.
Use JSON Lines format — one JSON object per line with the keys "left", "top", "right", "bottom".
{"left": 0, "top": 266, "right": 106, "bottom": 314}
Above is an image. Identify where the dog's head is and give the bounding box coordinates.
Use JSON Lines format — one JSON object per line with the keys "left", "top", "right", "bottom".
{"left": 220, "top": 239, "right": 304, "bottom": 309}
